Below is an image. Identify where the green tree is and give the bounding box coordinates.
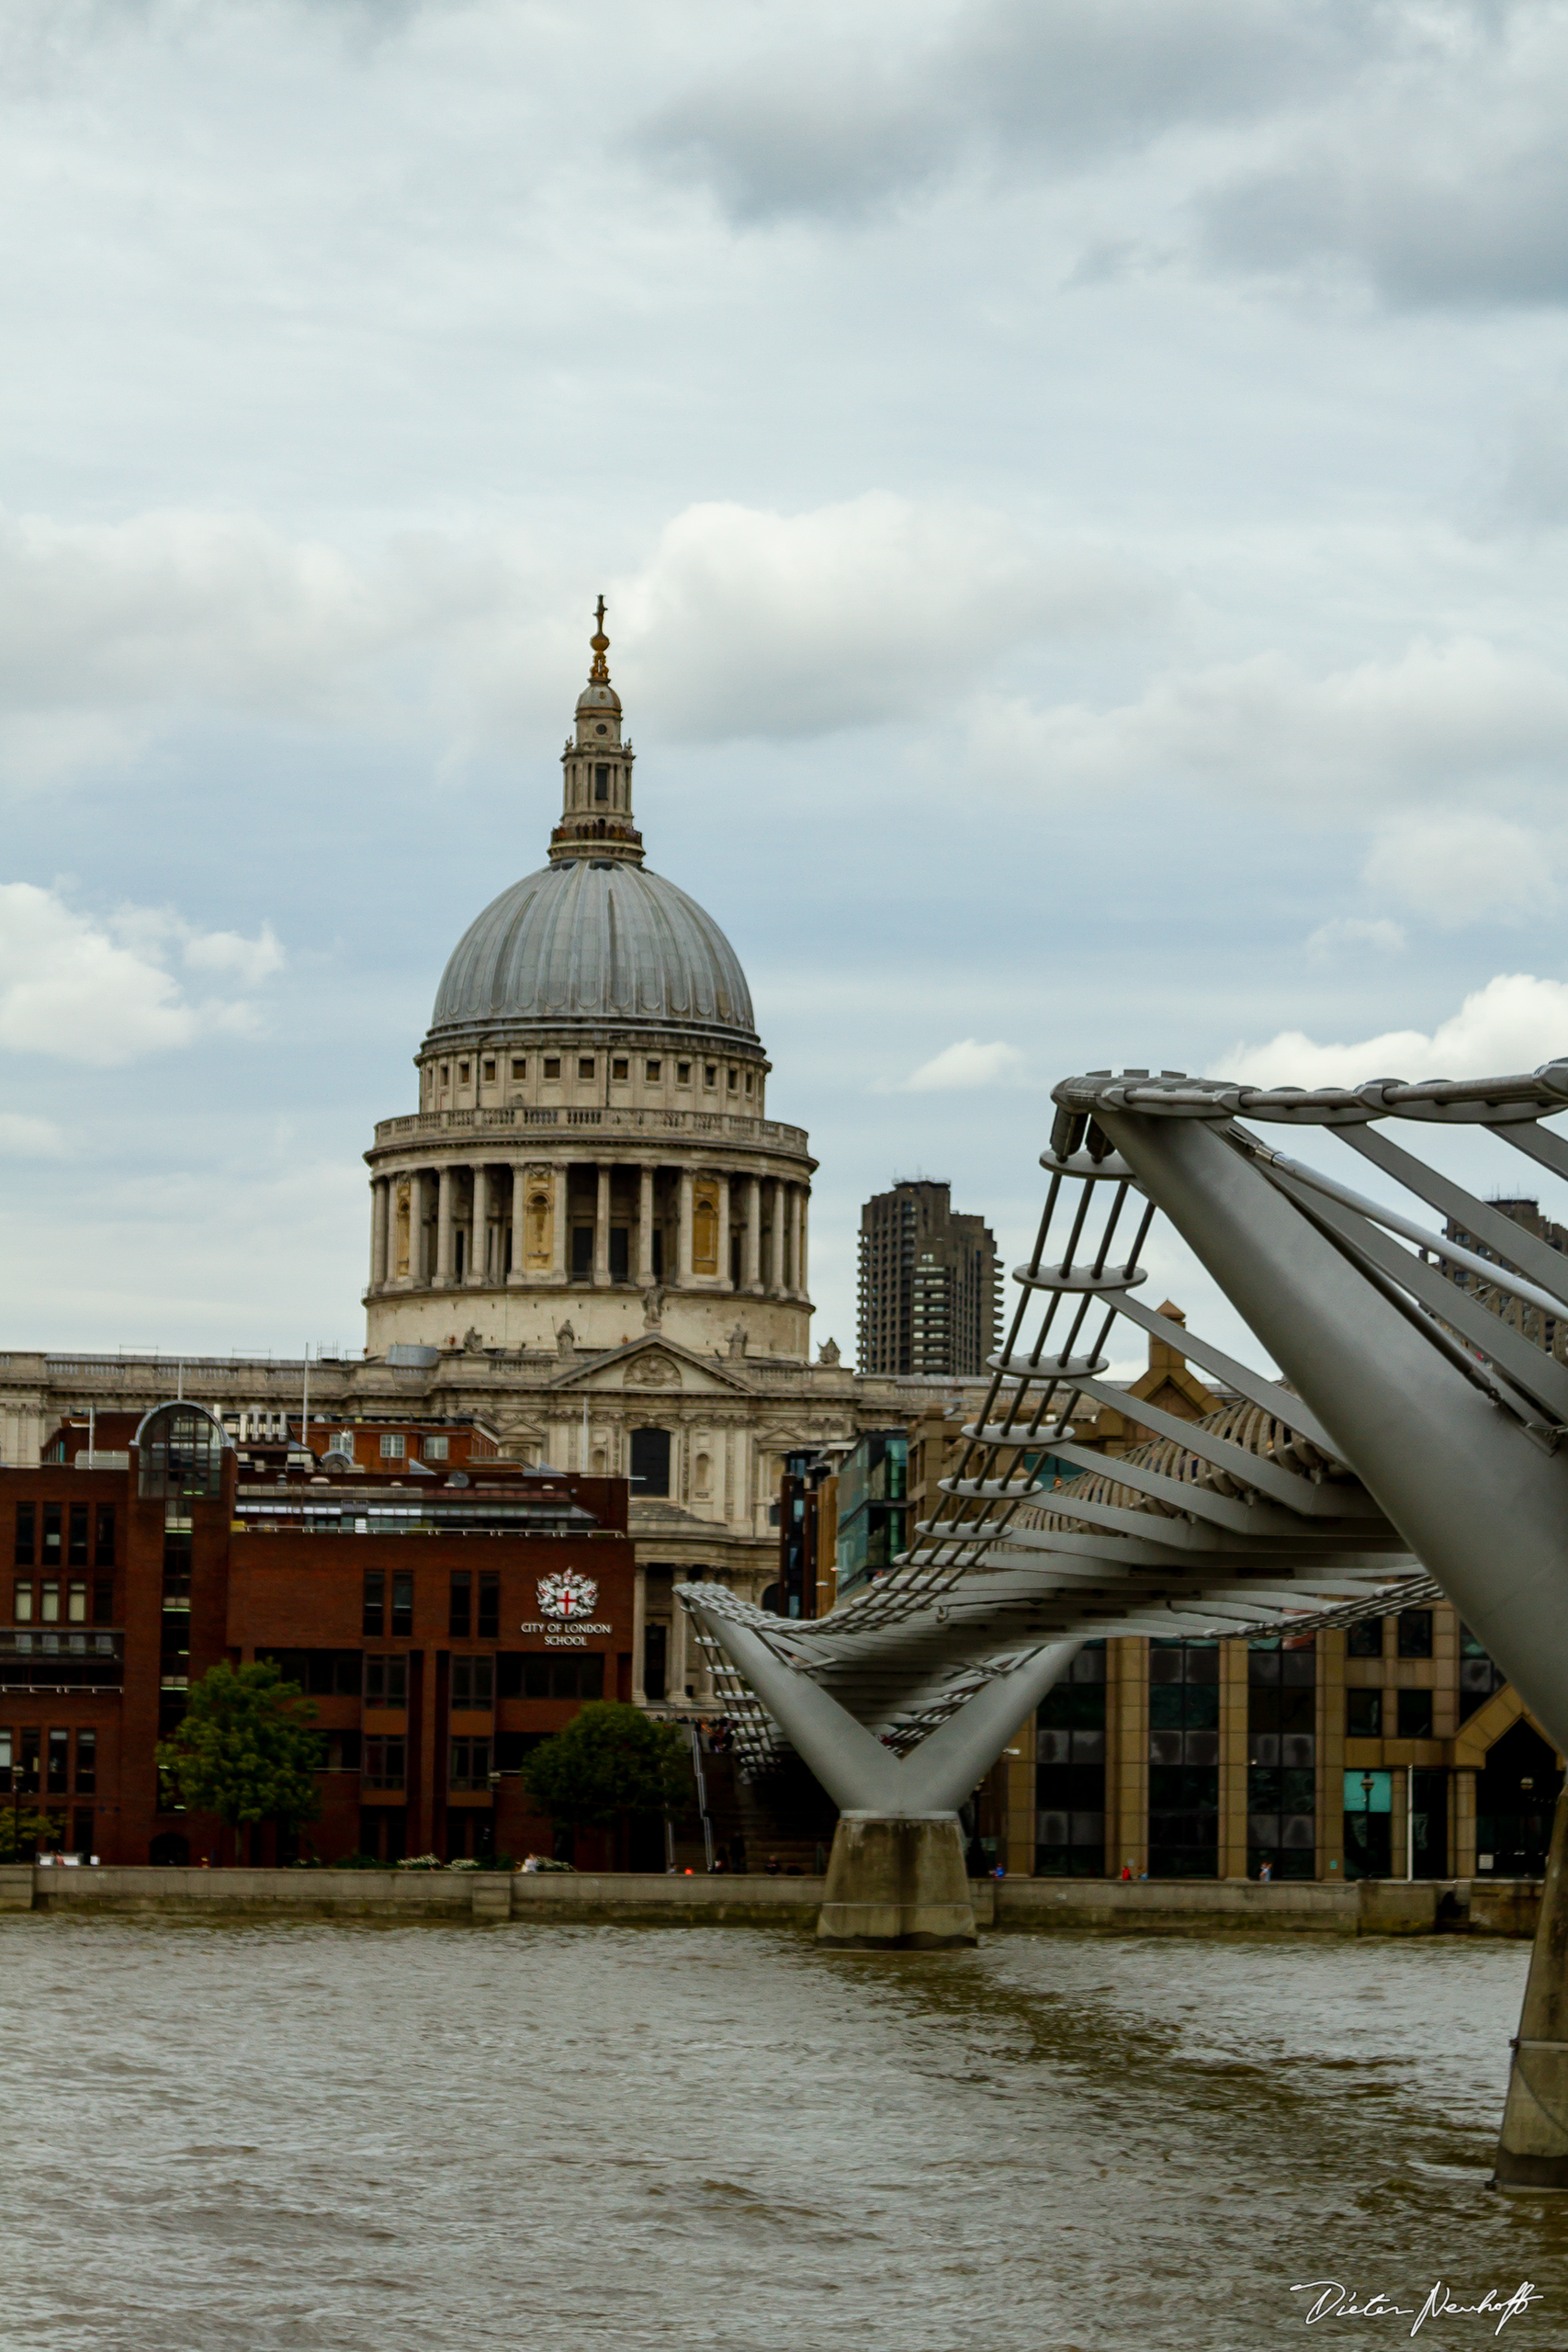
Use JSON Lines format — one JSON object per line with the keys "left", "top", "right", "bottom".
{"left": 521, "top": 1702, "right": 687, "bottom": 1837}
{"left": 0, "top": 1804, "right": 63, "bottom": 1863}
{"left": 155, "top": 1660, "right": 321, "bottom": 1844}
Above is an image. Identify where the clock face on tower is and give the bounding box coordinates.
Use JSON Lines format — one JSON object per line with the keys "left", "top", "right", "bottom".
{"left": 536, "top": 1570, "right": 599, "bottom": 1621}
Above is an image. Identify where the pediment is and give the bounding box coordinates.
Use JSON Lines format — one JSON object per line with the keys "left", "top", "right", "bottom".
{"left": 550, "top": 1335, "right": 756, "bottom": 1397}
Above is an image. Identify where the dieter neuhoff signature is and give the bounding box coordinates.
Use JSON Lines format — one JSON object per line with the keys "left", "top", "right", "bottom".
{"left": 1291, "top": 2282, "right": 1543, "bottom": 2335}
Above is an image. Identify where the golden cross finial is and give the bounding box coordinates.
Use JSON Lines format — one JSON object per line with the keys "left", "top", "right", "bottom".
{"left": 589, "top": 594, "right": 611, "bottom": 681}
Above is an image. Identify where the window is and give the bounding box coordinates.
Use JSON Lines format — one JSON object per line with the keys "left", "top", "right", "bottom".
{"left": 451, "top": 1655, "right": 494, "bottom": 1712}
{"left": 458, "top": 1061, "right": 470, "bottom": 1082}
{"left": 1458, "top": 1626, "right": 1508, "bottom": 1721}
{"left": 728, "top": 1068, "right": 738, "bottom": 1091}
{"left": 544, "top": 1057, "right": 561, "bottom": 1079}
{"left": 704, "top": 1065, "right": 716, "bottom": 1088}
{"left": 1035, "top": 1645, "right": 1107, "bottom": 1877}
{"left": 67, "top": 1579, "right": 86, "bottom": 1624}
{"left": 15, "top": 1504, "right": 34, "bottom": 1566}
{"left": 40, "top": 1579, "right": 60, "bottom": 1624}
{"left": 95, "top": 1506, "right": 115, "bottom": 1567}
{"left": 677, "top": 1061, "right": 691, "bottom": 1084}
{"left": 1347, "top": 1619, "right": 1383, "bottom": 1657}
{"left": 75, "top": 1728, "right": 96, "bottom": 1794}
{"left": 745, "top": 1072, "right": 754, "bottom": 1094}
{"left": 379, "top": 1433, "right": 405, "bottom": 1460}
{"left": 593, "top": 763, "right": 610, "bottom": 801}
{"left": 1396, "top": 1610, "right": 1433, "bottom": 1659}
{"left": 1347, "top": 1690, "right": 1382, "bottom": 1736}
{"left": 364, "top": 1737, "right": 405, "bottom": 1789}
{"left": 478, "top": 1570, "right": 499, "bottom": 1641}
{"left": 1397, "top": 1688, "right": 1435, "bottom": 1738}
{"left": 93, "top": 1576, "right": 114, "bottom": 1625}
{"left": 14, "top": 1578, "right": 33, "bottom": 1623}
{"left": 578, "top": 1057, "right": 594, "bottom": 1080}
{"left": 511, "top": 1057, "right": 526, "bottom": 1080}
{"left": 483, "top": 1058, "right": 496, "bottom": 1082}
{"left": 18, "top": 1727, "right": 39, "bottom": 1794}
{"left": 613, "top": 1057, "right": 628, "bottom": 1081}
{"left": 42, "top": 1504, "right": 61, "bottom": 1562}
{"left": 391, "top": 1573, "right": 413, "bottom": 1638}
{"left": 449, "top": 1736, "right": 492, "bottom": 1790}
{"left": 365, "top": 1655, "right": 408, "bottom": 1710}
{"left": 516, "top": 1654, "right": 605, "bottom": 1700}
{"left": 449, "top": 1570, "right": 471, "bottom": 1637}
{"left": 646, "top": 1059, "right": 661, "bottom": 1080}
{"left": 68, "top": 1504, "right": 88, "bottom": 1567}
{"left": 423, "top": 1435, "right": 448, "bottom": 1462}
{"left": 321, "top": 1729, "right": 361, "bottom": 1772}
{"left": 440, "top": 1064, "right": 449, "bottom": 1085}
{"left": 630, "top": 1427, "right": 671, "bottom": 1498}
{"left": 47, "top": 1728, "right": 69, "bottom": 1794}
{"left": 362, "top": 1570, "right": 385, "bottom": 1638}
{"left": 1247, "top": 1642, "right": 1316, "bottom": 1878}
{"left": 1147, "top": 1641, "right": 1220, "bottom": 1878}
{"left": 0, "top": 1729, "right": 11, "bottom": 1791}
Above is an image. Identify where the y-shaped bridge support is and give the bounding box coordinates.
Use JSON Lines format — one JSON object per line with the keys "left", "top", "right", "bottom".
{"left": 683, "top": 1598, "right": 1077, "bottom": 1946}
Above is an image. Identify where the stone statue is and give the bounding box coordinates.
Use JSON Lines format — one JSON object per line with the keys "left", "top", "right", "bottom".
{"left": 555, "top": 1320, "right": 576, "bottom": 1359}
{"left": 728, "top": 1324, "right": 749, "bottom": 1360}
{"left": 642, "top": 1284, "right": 665, "bottom": 1328}
{"left": 462, "top": 1326, "right": 484, "bottom": 1354}
{"left": 818, "top": 1338, "right": 840, "bottom": 1366}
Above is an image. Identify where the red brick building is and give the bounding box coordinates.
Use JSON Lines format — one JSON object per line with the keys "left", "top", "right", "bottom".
{"left": 3, "top": 1400, "right": 637, "bottom": 1866}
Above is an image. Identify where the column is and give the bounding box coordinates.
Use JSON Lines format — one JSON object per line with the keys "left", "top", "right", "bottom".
{"left": 434, "top": 1164, "right": 455, "bottom": 1287}
{"left": 408, "top": 1170, "right": 427, "bottom": 1285}
{"left": 745, "top": 1175, "right": 761, "bottom": 1293}
{"left": 508, "top": 1163, "right": 526, "bottom": 1285}
{"left": 637, "top": 1165, "right": 655, "bottom": 1284}
{"left": 798, "top": 1187, "right": 809, "bottom": 1301}
{"left": 369, "top": 1177, "right": 389, "bottom": 1290}
{"left": 717, "top": 1174, "right": 731, "bottom": 1291}
{"left": 468, "top": 1163, "right": 490, "bottom": 1285}
{"left": 631, "top": 1566, "right": 648, "bottom": 1706}
{"left": 789, "top": 1185, "right": 804, "bottom": 1299}
{"left": 678, "top": 1167, "right": 694, "bottom": 1284}
{"left": 670, "top": 1577, "right": 689, "bottom": 1702}
{"left": 769, "top": 1178, "right": 785, "bottom": 1295}
{"left": 551, "top": 1165, "right": 568, "bottom": 1282}
{"left": 593, "top": 1163, "right": 611, "bottom": 1285}
{"left": 1456, "top": 1768, "right": 1477, "bottom": 1879}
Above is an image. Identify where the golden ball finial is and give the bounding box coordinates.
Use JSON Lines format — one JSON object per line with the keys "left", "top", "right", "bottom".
{"left": 588, "top": 593, "right": 611, "bottom": 678}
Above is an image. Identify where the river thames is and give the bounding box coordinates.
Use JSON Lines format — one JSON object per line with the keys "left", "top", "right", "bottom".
{"left": 2, "top": 1918, "right": 1562, "bottom": 2351}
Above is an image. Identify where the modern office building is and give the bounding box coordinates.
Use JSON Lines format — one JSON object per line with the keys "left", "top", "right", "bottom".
{"left": 855, "top": 1180, "right": 1000, "bottom": 1376}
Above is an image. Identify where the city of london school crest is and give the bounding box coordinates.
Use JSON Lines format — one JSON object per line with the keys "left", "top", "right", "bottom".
{"left": 536, "top": 1570, "right": 598, "bottom": 1620}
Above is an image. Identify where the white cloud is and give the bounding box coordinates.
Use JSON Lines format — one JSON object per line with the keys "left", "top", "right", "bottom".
{"left": 182, "top": 922, "right": 286, "bottom": 987}
{"left": 975, "top": 638, "right": 1568, "bottom": 808}
{"left": 1216, "top": 972, "right": 1568, "bottom": 1090}
{"left": 1360, "top": 813, "right": 1557, "bottom": 925}
{"left": 0, "top": 1112, "right": 65, "bottom": 1157}
{"left": 1306, "top": 915, "right": 1406, "bottom": 958}
{"left": 0, "top": 883, "right": 282, "bottom": 1065}
{"left": 892, "top": 1037, "right": 1027, "bottom": 1091}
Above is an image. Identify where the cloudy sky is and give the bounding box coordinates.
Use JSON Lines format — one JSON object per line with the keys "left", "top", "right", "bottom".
{"left": 5, "top": 0, "right": 1568, "bottom": 1368}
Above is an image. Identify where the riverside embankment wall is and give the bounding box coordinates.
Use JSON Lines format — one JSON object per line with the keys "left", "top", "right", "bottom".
{"left": 0, "top": 1865, "right": 1541, "bottom": 1936}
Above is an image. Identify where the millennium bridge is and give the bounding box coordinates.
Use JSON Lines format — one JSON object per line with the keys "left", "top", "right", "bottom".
{"left": 681, "top": 1057, "right": 1568, "bottom": 2188}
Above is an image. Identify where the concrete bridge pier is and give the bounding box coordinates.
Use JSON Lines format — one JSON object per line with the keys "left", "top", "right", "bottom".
{"left": 816, "top": 1812, "right": 976, "bottom": 1949}
{"left": 1495, "top": 1792, "right": 1568, "bottom": 2188}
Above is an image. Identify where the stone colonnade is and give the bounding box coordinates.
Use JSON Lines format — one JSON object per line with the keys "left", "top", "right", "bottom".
{"left": 367, "top": 1159, "right": 809, "bottom": 1297}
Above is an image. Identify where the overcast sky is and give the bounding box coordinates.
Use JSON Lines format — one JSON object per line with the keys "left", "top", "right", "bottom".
{"left": 5, "top": 0, "right": 1568, "bottom": 1371}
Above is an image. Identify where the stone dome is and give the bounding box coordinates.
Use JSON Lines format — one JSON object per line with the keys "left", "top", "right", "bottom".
{"left": 427, "top": 858, "right": 759, "bottom": 1046}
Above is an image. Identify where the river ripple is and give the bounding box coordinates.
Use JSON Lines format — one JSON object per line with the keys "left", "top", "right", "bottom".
{"left": 1, "top": 1919, "right": 1562, "bottom": 2352}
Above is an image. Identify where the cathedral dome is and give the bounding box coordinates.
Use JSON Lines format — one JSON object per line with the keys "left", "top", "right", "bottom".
{"left": 428, "top": 858, "right": 758, "bottom": 1044}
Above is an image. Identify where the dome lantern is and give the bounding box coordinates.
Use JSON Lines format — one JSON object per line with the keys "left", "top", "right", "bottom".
{"left": 551, "top": 596, "right": 642, "bottom": 867}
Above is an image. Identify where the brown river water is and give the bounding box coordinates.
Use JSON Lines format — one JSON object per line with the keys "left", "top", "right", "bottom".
{"left": 2, "top": 1918, "right": 1564, "bottom": 2352}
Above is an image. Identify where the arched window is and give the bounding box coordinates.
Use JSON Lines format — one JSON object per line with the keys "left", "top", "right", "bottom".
{"left": 134, "top": 1402, "right": 230, "bottom": 1499}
